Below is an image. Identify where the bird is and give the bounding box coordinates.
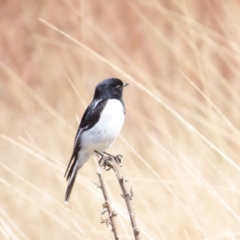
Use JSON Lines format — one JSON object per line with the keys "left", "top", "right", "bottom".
{"left": 64, "top": 78, "right": 128, "bottom": 203}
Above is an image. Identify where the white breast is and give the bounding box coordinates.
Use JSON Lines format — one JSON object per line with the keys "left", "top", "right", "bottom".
{"left": 81, "top": 99, "right": 125, "bottom": 154}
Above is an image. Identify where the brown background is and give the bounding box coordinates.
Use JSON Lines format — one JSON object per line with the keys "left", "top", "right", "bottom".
{"left": 1, "top": 0, "right": 240, "bottom": 239}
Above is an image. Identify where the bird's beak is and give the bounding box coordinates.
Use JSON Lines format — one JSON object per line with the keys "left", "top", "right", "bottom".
{"left": 123, "top": 83, "right": 129, "bottom": 88}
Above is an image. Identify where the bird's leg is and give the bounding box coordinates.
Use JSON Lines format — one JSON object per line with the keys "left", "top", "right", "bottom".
{"left": 94, "top": 150, "right": 104, "bottom": 159}
{"left": 103, "top": 151, "right": 123, "bottom": 166}
{"left": 94, "top": 150, "right": 113, "bottom": 170}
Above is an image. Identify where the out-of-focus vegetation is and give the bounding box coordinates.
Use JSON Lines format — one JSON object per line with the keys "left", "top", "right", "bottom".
{"left": 1, "top": 0, "right": 240, "bottom": 239}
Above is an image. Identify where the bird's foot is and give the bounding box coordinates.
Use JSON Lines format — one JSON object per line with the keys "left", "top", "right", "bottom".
{"left": 95, "top": 150, "right": 123, "bottom": 170}
{"left": 103, "top": 152, "right": 122, "bottom": 166}
{"left": 95, "top": 150, "right": 112, "bottom": 170}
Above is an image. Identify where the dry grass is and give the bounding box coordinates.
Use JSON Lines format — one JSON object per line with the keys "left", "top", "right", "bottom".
{"left": 1, "top": 0, "right": 240, "bottom": 239}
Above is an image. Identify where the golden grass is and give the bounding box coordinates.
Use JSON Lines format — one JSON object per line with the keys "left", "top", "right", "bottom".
{"left": 1, "top": 0, "right": 240, "bottom": 239}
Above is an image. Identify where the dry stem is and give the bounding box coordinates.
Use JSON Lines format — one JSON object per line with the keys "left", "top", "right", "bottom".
{"left": 96, "top": 168, "right": 119, "bottom": 240}
{"left": 96, "top": 152, "right": 140, "bottom": 240}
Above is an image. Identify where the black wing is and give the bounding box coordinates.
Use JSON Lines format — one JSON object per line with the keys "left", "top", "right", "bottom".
{"left": 74, "top": 99, "right": 108, "bottom": 143}
{"left": 64, "top": 99, "right": 108, "bottom": 179}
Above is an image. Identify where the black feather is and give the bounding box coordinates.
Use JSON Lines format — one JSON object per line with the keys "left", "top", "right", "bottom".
{"left": 65, "top": 173, "right": 77, "bottom": 203}
{"left": 64, "top": 99, "right": 108, "bottom": 180}
{"left": 79, "top": 99, "right": 108, "bottom": 132}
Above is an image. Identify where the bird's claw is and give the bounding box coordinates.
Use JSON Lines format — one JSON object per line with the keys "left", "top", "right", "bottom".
{"left": 114, "top": 154, "right": 122, "bottom": 166}
{"left": 103, "top": 152, "right": 123, "bottom": 167}
{"left": 98, "top": 156, "right": 112, "bottom": 170}
{"left": 95, "top": 151, "right": 123, "bottom": 170}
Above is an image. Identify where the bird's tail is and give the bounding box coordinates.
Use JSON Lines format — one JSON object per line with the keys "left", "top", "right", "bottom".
{"left": 65, "top": 173, "right": 77, "bottom": 204}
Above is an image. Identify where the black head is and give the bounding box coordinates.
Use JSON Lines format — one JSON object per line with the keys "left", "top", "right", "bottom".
{"left": 94, "top": 78, "right": 128, "bottom": 100}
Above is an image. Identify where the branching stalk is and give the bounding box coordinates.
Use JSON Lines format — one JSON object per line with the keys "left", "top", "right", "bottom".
{"left": 96, "top": 151, "right": 140, "bottom": 240}
{"left": 96, "top": 168, "right": 119, "bottom": 240}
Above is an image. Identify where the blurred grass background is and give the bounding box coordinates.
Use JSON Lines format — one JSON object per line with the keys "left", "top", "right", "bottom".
{"left": 1, "top": 0, "right": 240, "bottom": 239}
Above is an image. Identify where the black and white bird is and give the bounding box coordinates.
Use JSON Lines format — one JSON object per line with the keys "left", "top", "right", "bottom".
{"left": 64, "top": 78, "right": 128, "bottom": 203}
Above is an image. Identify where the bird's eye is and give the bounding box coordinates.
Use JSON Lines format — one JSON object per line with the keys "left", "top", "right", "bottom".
{"left": 112, "top": 85, "right": 122, "bottom": 95}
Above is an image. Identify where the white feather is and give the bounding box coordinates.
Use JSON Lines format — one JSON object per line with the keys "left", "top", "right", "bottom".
{"left": 76, "top": 99, "right": 125, "bottom": 168}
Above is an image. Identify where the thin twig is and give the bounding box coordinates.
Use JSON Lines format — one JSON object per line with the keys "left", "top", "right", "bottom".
{"left": 96, "top": 168, "right": 119, "bottom": 240}
{"left": 96, "top": 152, "right": 141, "bottom": 240}
{"left": 110, "top": 160, "right": 140, "bottom": 240}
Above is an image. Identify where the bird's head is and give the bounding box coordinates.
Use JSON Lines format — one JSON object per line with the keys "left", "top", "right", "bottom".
{"left": 94, "top": 78, "right": 128, "bottom": 99}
